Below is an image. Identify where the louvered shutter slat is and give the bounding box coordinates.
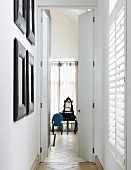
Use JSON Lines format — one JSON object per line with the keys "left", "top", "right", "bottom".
{"left": 109, "top": 4, "right": 125, "bottom": 166}
{"left": 116, "top": 29, "right": 124, "bottom": 40}
{"left": 116, "top": 116, "right": 124, "bottom": 125}
{"left": 109, "top": 138, "right": 115, "bottom": 146}
{"left": 109, "top": 51, "right": 115, "bottom": 59}
{"left": 109, "top": 108, "right": 115, "bottom": 113}
{"left": 116, "top": 36, "right": 124, "bottom": 48}
{"left": 116, "top": 143, "right": 124, "bottom": 157}
{"left": 109, "top": 113, "right": 115, "bottom": 120}
{"left": 109, "top": 129, "right": 115, "bottom": 137}
{"left": 116, "top": 109, "right": 124, "bottom": 118}
{"left": 116, "top": 137, "right": 124, "bottom": 148}
{"left": 109, "top": 38, "right": 115, "bottom": 49}
{"left": 109, "top": 119, "right": 115, "bottom": 127}
{"left": 116, "top": 68, "right": 124, "bottom": 75}
{"left": 116, "top": 89, "right": 124, "bottom": 95}
{"left": 116, "top": 123, "right": 124, "bottom": 133}
{"left": 116, "top": 130, "right": 124, "bottom": 141}
{"left": 109, "top": 65, "right": 115, "bottom": 72}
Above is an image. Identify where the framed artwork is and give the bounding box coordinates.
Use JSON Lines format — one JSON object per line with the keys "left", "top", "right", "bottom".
{"left": 26, "top": 0, "right": 35, "bottom": 45}
{"left": 26, "top": 51, "right": 34, "bottom": 114}
{"left": 14, "top": 0, "right": 27, "bottom": 34}
{"left": 14, "top": 38, "right": 27, "bottom": 121}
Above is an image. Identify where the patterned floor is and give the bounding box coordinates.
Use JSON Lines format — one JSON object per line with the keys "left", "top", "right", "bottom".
{"left": 37, "top": 132, "right": 97, "bottom": 170}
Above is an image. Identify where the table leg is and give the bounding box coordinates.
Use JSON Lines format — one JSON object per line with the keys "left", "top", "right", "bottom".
{"left": 74, "top": 120, "right": 78, "bottom": 134}
{"left": 67, "top": 120, "right": 69, "bottom": 135}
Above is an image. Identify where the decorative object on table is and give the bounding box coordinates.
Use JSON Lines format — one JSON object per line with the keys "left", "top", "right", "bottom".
{"left": 14, "top": 0, "right": 27, "bottom": 34}
{"left": 26, "top": 0, "right": 35, "bottom": 45}
{"left": 26, "top": 51, "right": 34, "bottom": 114}
{"left": 13, "top": 38, "right": 26, "bottom": 121}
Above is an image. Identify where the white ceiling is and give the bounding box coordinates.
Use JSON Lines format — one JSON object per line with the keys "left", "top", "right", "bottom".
{"left": 60, "top": 9, "right": 88, "bottom": 23}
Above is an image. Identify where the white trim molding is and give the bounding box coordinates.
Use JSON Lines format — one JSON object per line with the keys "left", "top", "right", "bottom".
{"left": 30, "top": 155, "right": 39, "bottom": 170}
{"left": 37, "top": 0, "right": 97, "bottom": 8}
{"left": 95, "top": 156, "right": 104, "bottom": 170}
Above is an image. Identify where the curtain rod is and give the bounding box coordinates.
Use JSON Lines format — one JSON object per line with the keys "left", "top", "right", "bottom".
{"left": 51, "top": 61, "right": 78, "bottom": 63}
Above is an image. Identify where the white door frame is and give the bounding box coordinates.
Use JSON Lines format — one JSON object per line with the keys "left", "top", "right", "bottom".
{"left": 37, "top": 5, "right": 96, "bottom": 162}
{"left": 37, "top": 8, "right": 51, "bottom": 162}
{"left": 78, "top": 10, "right": 95, "bottom": 162}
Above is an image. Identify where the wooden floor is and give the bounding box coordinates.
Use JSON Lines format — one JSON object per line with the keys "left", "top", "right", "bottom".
{"left": 37, "top": 132, "right": 97, "bottom": 170}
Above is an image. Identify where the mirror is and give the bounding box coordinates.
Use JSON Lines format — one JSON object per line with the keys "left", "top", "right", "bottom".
{"left": 19, "top": 0, "right": 23, "bottom": 16}
{"left": 26, "top": 0, "right": 35, "bottom": 44}
{"left": 26, "top": 51, "right": 34, "bottom": 115}
{"left": 14, "top": 0, "right": 26, "bottom": 34}
{"left": 14, "top": 38, "right": 26, "bottom": 122}
{"left": 30, "top": 0, "right": 33, "bottom": 31}
{"left": 29, "top": 64, "right": 32, "bottom": 103}
{"left": 18, "top": 57, "right": 23, "bottom": 106}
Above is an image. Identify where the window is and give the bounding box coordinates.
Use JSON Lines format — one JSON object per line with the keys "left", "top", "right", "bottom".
{"left": 108, "top": 0, "right": 126, "bottom": 167}
{"left": 50, "top": 61, "right": 78, "bottom": 118}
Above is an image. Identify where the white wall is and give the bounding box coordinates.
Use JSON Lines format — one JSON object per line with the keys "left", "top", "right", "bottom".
{"left": 94, "top": 0, "right": 104, "bottom": 166}
{"left": 50, "top": 10, "right": 78, "bottom": 60}
{"left": 0, "top": 1, "right": 38, "bottom": 170}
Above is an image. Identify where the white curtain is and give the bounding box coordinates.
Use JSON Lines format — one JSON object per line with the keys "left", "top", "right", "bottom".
{"left": 50, "top": 62, "right": 78, "bottom": 118}
{"left": 51, "top": 63, "right": 60, "bottom": 114}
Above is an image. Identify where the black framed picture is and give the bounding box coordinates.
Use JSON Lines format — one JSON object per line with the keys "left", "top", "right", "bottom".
{"left": 14, "top": 0, "right": 27, "bottom": 34}
{"left": 26, "top": 51, "right": 34, "bottom": 114}
{"left": 26, "top": 0, "right": 35, "bottom": 45}
{"left": 14, "top": 38, "right": 27, "bottom": 121}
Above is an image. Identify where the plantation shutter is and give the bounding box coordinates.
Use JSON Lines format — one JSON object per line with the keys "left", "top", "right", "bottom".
{"left": 109, "top": 0, "right": 126, "bottom": 167}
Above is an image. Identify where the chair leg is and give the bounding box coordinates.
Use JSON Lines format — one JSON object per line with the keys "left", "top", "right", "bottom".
{"left": 53, "top": 134, "right": 56, "bottom": 146}
{"left": 61, "top": 126, "right": 63, "bottom": 135}
{"left": 52, "top": 126, "right": 54, "bottom": 135}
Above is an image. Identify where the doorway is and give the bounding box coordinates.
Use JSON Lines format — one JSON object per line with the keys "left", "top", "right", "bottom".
{"left": 38, "top": 7, "right": 95, "bottom": 163}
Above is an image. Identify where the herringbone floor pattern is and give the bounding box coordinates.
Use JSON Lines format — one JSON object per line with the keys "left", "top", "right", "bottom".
{"left": 37, "top": 132, "right": 97, "bottom": 170}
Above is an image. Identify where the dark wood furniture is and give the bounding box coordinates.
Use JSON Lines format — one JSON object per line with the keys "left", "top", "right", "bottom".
{"left": 60, "top": 97, "right": 77, "bottom": 135}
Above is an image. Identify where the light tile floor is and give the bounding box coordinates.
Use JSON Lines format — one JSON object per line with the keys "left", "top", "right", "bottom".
{"left": 37, "top": 132, "right": 97, "bottom": 170}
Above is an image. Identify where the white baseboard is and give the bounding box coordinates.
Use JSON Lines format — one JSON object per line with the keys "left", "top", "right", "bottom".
{"left": 30, "top": 155, "right": 39, "bottom": 170}
{"left": 95, "top": 156, "right": 104, "bottom": 170}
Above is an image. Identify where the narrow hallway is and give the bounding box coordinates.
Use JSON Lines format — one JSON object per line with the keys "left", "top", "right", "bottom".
{"left": 37, "top": 133, "right": 97, "bottom": 170}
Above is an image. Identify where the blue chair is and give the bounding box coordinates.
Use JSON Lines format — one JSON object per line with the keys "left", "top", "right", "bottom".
{"left": 52, "top": 113, "right": 63, "bottom": 135}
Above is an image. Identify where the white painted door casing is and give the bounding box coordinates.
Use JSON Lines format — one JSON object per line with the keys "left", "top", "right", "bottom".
{"left": 78, "top": 11, "right": 94, "bottom": 162}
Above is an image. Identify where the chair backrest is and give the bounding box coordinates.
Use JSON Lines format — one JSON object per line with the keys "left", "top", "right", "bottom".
{"left": 52, "top": 113, "right": 63, "bottom": 126}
